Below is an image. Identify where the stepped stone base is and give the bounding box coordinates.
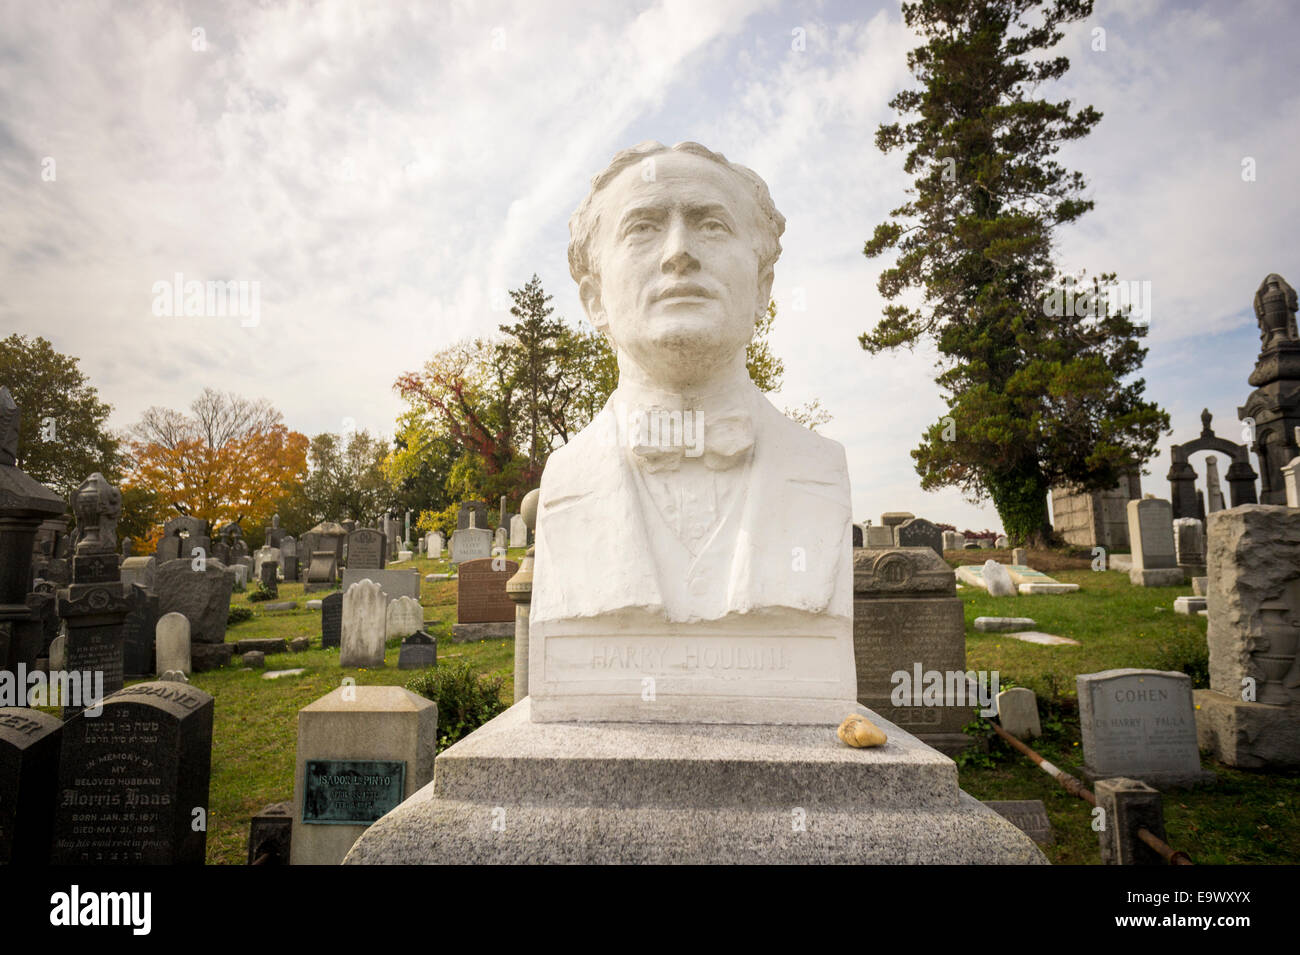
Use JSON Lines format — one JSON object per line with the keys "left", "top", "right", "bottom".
{"left": 344, "top": 699, "right": 1047, "bottom": 865}
{"left": 1195, "top": 689, "right": 1300, "bottom": 768}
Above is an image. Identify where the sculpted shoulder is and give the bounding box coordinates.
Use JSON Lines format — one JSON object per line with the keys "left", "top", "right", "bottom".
{"left": 754, "top": 395, "right": 848, "bottom": 482}
{"left": 538, "top": 403, "right": 617, "bottom": 507}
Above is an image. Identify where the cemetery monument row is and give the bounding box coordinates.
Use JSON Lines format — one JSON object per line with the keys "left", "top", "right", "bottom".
{"left": 346, "top": 141, "right": 1042, "bottom": 864}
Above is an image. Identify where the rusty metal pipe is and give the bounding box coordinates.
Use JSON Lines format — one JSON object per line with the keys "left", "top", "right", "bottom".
{"left": 988, "top": 720, "right": 1193, "bottom": 864}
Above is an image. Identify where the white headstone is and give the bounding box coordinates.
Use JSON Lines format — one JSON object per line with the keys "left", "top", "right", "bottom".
{"left": 1127, "top": 498, "right": 1177, "bottom": 570}
{"left": 49, "top": 634, "right": 66, "bottom": 671}
{"left": 982, "top": 560, "right": 1016, "bottom": 597}
{"left": 341, "top": 579, "right": 387, "bottom": 668}
{"left": 385, "top": 595, "right": 424, "bottom": 640}
{"left": 155, "top": 612, "right": 192, "bottom": 675}
{"left": 865, "top": 525, "right": 894, "bottom": 548}
{"left": 996, "top": 687, "right": 1041, "bottom": 739}
{"left": 510, "top": 513, "right": 527, "bottom": 548}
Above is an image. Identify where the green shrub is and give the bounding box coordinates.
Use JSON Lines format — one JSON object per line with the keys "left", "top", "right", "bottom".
{"left": 1150, "top": 629, "right": 1210, "bottom": 687}
{"left": 247, "top": 581, "right": 276, "bottom": 603}
{"left": 227, "top": 606, "right": 254, "bottom": 626}
{"left": 406, "top": 659, "right": 508, "bottom": 751}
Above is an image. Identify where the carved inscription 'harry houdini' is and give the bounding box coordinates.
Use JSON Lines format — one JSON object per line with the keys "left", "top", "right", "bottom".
{"left": 52, "top": 682, "right": 214, "bottom": 865}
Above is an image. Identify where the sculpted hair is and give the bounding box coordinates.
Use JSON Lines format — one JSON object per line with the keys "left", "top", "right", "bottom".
{"left": 567, "top": 141, "right": 786, "bottom": 288}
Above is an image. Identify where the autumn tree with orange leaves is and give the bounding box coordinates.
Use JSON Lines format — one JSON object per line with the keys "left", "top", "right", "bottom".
{"left": 124, "top": 389, "right": 308, "bottom": 549}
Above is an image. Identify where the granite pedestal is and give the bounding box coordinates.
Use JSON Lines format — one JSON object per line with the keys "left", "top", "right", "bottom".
{"left": 344, "top": 698, "right": 1046, "bottom": 865}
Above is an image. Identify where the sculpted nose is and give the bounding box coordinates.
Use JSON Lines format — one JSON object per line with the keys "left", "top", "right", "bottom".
{"left": 660, "top": 220, "right": 700, "bottom": 275}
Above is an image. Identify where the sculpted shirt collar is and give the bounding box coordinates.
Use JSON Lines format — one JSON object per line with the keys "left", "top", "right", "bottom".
{"left": 612, "top": 377, "right": 757, "bottom": 472}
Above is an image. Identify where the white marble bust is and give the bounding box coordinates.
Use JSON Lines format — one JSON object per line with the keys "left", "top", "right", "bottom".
{"left": 529, "top": 141, "right": 857, "bottom": 723}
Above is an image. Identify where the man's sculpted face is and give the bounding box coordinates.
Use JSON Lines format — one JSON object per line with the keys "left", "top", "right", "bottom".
{"left": 581, "top": 150, "right": 771, "bottom": 389}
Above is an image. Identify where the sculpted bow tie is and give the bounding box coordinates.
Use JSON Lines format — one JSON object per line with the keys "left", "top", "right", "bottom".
{"left": 628, "top": 405, "right": 754, "bottom": 472}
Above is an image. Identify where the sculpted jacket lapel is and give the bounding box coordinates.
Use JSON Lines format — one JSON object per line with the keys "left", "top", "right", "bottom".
{"left": 530, "top": 400, "right": 665, "bottom": 625}
{"left": 725, "top": 389, "right": 853, "bottom": 619}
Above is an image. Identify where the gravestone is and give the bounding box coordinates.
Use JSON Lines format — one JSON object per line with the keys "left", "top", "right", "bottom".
{"left": 1011, "top": 547, "right": 1027, "bottom": 566}
{"left": 228, "top": 563, "right": 248, "bottom": 590}
{"left": 57, "top": 473, "right": 131, "bottom": 717}
{"left": 290, "top": 685, "right": 437, "bottom": 864}
{"left": 494, "top": 526, "right": 508, "bottom": 551}
{"left": 247, "top": 801, "right": 293, "bottom": 865}
{"left": 1077, "top": 669, "right": 1207, "bottom": 787}
{"left": 1006, "top": 565, "right": 1079, "bottom": 594}
{"left": 320, "top": 591, "right": 343, "bottom": 649}
{"left": 509, "top": 513, "right": 527, "bottom": 548}
{"left": 1172, "top": 517, "right": 1206, "bottom": 579}
{"left": 48, "top": 634, "right": 65, "bottom": 671}
{"left": 852, "top": 548, "right": 972, "bottom": 755}
{"left": 119, "top": 555, "right": 157, "bottom": 591}
{"left": 453, "top": 557, "right": 519, "bottom": 642}
{"left": 426, "top": 532, "right": 443, "bottom": 559}
{"left": 896, "top": 517, "right": 942, "bottom": 556}
{"left": 398, "top": 631, "right": 437, "bottom": 670}
{"left": 985, "top": 800, "right": 1053, "bottom": 845}
{"left": 1126, "top": 498, "right": 1183, "bottom": 586}
{"left": 265, "top": 514, "right": 286, "bottom": 548}
{"left": 880, "top": 512, "right": 913, "bottom": 528}
{"left": 253, "top": 546, "right": 280, "bottom": 580}
{"left": 156, "top": 557, "right": 234, "bottom": 671}
{"left": 852, "top": 525, "right": 864, "bottom": 548}
{"left": 155, "top": 612, "right": 192, "bottom": 675}
{"left": 450, "top": 525, "right": 492, "bottom": 566}
{"left": 52, "top": 681, "right": 214, "bottom": 864}
{"left": 122, "top": 583, "right": 160, "bottom": 678}
{"left": 305, "top": 552, "right": 339, "bottom": 592}
{"left": 982, "top": 560, "right": 1016, "bottom": 597}
{"left": 456, "top": 501, "right": 488, "bottom": 530}
{"left": 339, "top": 568, "right": 421, "bottom": 603}
{"left": 260, "top": 560, "right": 279, "bottom": 597}
{"left": 341, "top": 579, "right": 386, "bottom": 667}
{"left": 280, "top": 536, "right": 297, "bottom": 578}
{"left": 864, "top": 525, "right": 894, "bottom": 548}
{"left": 941, "top": 531, "right": 958, "bottom": 551}
{"left": 346, "top": 528, "right": 386, "bottom": 570}
{"left": 0, "top": 707, "right": 63, "bottom": 863}
{"left": 1195, "top": 504, "right": 1300, "bottom": 768}
{"left": 996, "top": 687, "right": 1042, "bottom": 739}
{"left": 155, "top": 515, "right": 209, "bottom": 564}
{"left": 385, "top": 595, "right": 424, "bottom": 640}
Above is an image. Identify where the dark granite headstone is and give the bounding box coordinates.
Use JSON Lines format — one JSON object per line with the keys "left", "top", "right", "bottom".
{"left": 0, "top": 708, "right": 63, "bottom": 864}
{"left": 456, "top": 501, "right": 488, "bottom": 530}
{"left": 852, "top": 525, "right": 863, "bottom": 548}
{"left": 123, "top": 583, "right": 160, "bottom": 678}
{"left": 346, "top": 528, "right": 386, "bottom": 569}
{"left": 247, "top": 801, "right": 292, "bottom": 865}
{"left": 321, "top": 591, "right": 342, "bottom": 649}
{"left": 52, "top": 681, "right": 214, "bottom": 865}
{"left": 896, "top": 517, "right": 944, "bottom": 557}
{"left": 398, "top": 630, "right": 437, "bottom": 670}
{"left": 260, "top": 560, "right": 278, "bottom": 597}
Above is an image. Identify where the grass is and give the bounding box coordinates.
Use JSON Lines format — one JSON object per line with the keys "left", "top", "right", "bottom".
{"left": 155, "top": 550, "right": 521, "bottom": 866}
{"left": 145, "top": 545, "right": 1297, "bottom": 865}
{"left": 948, "top": 550, "right": 1299, "bottom": 865}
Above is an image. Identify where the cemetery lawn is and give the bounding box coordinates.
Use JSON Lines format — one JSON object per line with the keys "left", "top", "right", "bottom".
{"left": 159, "top": 547, "right": 1297, "bottom": 865}
{"left": 953, "top": 553, "right": 1300, "bottom": 865}
{"left": 154, "top": 552, "right": 520, "bottom": 866}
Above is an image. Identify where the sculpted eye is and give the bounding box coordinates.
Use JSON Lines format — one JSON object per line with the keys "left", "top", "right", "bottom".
{"left": 701, "top": 219, "right": 730, "bottom": 233}
{"left": 626, "top": 220, "right": 657, "bottom": 236}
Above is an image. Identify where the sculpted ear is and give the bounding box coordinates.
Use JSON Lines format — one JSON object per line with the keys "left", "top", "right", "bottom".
{"left": 579, "top": 276, "right": 607, "bottom": 334}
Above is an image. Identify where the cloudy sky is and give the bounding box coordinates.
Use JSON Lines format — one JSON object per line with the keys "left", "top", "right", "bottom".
{"left": 2, "top": 0, "right": 1297, "bottom": 531}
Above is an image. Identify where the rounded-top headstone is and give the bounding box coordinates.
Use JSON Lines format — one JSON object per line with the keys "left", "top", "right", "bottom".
{"left": 156, "top": 611, "right": 192, "bottom": 675}
{"left": 982, "top": 560, "right": 1016, "bottom": 597}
